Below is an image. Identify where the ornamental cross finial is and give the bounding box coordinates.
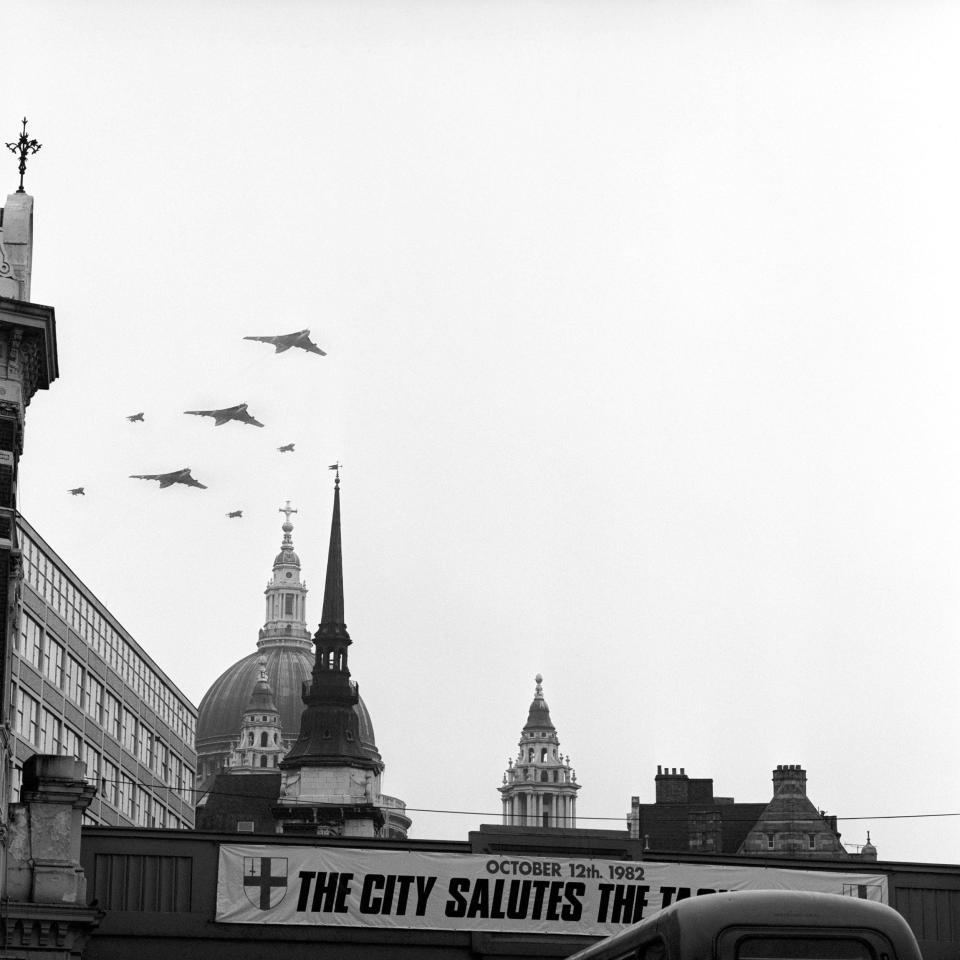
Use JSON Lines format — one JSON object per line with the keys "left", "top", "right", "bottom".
{"left": 279, "top": 500, "right": 298, "bottom": 524}
{"left": 5, "top": 118, "right": 41, "bottom": 194}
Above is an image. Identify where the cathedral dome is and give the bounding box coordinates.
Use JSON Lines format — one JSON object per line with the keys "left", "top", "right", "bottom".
{"left": 197, "top": 639, "right": 378, "bottom": 759}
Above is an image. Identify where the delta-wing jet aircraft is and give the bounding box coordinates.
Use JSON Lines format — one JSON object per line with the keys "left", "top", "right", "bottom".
{"left": 130, "top": 468, "right": 207, "bottom": 489}
{"left": 184, "top": 403, "right": 265, "bottom": 427}
{"left": 244, "top": 329, "right": 326, "bottom": 356}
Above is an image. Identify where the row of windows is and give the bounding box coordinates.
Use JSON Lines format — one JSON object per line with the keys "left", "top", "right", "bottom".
{"left": 14, "top": 621, "right": 195, "bottom": 796}
{"left": 21, "top": 529, "right": 196, "bottom": 743}
{"left": 11, "top": 684, "right": 193, "bottom": 822}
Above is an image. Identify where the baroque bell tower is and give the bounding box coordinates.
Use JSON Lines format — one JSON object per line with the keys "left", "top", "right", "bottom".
{"left": 500, "top": 675, "right": 580, "bottom": 828}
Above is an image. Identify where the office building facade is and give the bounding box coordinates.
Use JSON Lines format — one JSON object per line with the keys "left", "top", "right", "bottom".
{"left": 10, "top": 516, "right": 197, "bottom": 828}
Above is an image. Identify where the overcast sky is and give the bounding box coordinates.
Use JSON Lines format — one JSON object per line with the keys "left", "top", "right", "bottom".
{"left": 6, "top": 1, "right": 960, "bottom": 862}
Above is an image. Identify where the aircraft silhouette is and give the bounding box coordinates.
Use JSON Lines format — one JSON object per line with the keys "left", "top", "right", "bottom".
{"left": 130, "top": 468, "right": 207, "bottom": 489}
{"left": 244, "top": 329, "right": 326, "bottom": 356}
{"left": 68, "top": 487, "right": 85, "bottom": 496}
{"left": 183, "top": 403, "right": 264, "bottom": 428}
{"left": 278, "top": 443, "right": 295, "bottom": 453}
{"left": 126, "top": 412, "right": 145, "bottom": 422}
{"left": 226, "top": 510, "right": 243, "bottom": 518}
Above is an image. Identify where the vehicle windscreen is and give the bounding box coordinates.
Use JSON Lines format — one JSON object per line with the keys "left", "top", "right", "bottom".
{"left": 736, "top": 936, "right": 876, "bottom": 960}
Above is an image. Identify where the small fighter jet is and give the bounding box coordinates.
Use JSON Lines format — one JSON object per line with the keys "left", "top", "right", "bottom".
{"left": 226, "top": 510, "right": 243, "bottom": 518}
{"left": 68, "top": 487, "right": 85, "bottom": 496}
{"left": 130, "top": 468, "right": 207, "bottom": 489}
{"left": 126, "top": 412, "right": 145, "bottom": 422}
{"left": 278, "top": 443, "right": 295, "bottom": 453}
{"left": 183, "top": 403, "right": 264, "bottom": 428}
{"left": 244, "top": 329, "right": 326, "bottom": 356}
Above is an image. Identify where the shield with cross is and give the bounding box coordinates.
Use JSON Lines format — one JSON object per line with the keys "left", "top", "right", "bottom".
{"left": 242, "top": 856, "right": 289, "bottom": 910}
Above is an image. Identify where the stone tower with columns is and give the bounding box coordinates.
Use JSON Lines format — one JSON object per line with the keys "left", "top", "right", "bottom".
{"left": 263, "top": 501, "right": 310, "bottom": 644}
{"left": 226, "top": 655, "right": 285, "bottom": 773}
{"left": 500, "top": 675, "right": 580, "bottom": 828}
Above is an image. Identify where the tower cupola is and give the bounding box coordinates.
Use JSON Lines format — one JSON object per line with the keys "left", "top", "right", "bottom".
{"left": 259, "top": 501, "right": 311, "bottom": 646}
{"left": 500, "top": 675, "right": 580, "bottom": 828}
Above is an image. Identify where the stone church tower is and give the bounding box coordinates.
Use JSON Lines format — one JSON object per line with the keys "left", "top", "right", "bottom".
{"left": 274, "top": 472, "right": 394, "bottom": 837}
{"left": 500, "top": 675, "right": 580, "bottom": 828}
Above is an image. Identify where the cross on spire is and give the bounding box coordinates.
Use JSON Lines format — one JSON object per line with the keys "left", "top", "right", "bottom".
{"left": 5, "top": 118, "right": 41, "bottom": 194}
{"left": 279, "top": 500, "right": 298, "bottom": 524}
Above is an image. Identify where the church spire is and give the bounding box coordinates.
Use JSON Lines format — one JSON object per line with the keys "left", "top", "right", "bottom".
{"left": 318, "top": 468, "right": 346, "bottom": 637}
{"left": 280, "top": 473, "right": 382, "bottom": 771}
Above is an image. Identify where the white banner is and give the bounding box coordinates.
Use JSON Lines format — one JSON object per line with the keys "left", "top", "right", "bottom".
{"left": 216, "top": 845, "right": 888, "bottom": 936}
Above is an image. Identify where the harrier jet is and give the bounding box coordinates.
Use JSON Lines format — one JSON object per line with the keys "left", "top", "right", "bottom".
{"left": 226, "top": 510, "right": 243, "bottom": 518}
{"left": 126, "top": 412, "right": 145, "bottom": 422}
{"left": 278, "top": 443, "right": 295, "bottom": 453}
{"left": 183, "top": 403, "right": 264, "bottom": 428}
{"left": 130, "top": 468, "right": 207, "bottom": 489}
{"left": 68, "top": 487, "right": 85, "bottom": 496}
{"left": 244, "top": 329, "right": 326, "bottom": 356}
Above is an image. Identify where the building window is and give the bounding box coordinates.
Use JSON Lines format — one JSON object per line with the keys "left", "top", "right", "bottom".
{"left": 155, "top": 739, "right": 169, "bottom": 782}
{"left": 43, "top": 636, "right": 64, "bottom": 686}
{"left": 104, "top": 692, "right": 121, "bottom": 742}
{"left": 83, "top": 743, "right": 102, "bottom": 787}
{"left": 101, "top": 759, "right": 119, "bottom": 807}
{"left": 15, "top": 687, "right": 40, "bottom": 746}
{"left": 22, "top": 613, "right": 43, "bottom": 671}
{"left": 65, "top": 655, "right": 84, "bottom": 706}
{"left": 62, "top": 724, "right": 81, "bottom": 760}
{"left": 808, "top": 834, "right": 816, "bottom": 850}
{"left": 120, "top": 773, "right": 136, "bottom": 819}
{"left": 84, "top": 675, "right": 104, "bottom": 723}
{"left": 136, "top": 787, "right": 152, "bottom": 827}
{"left": 767, "top": 833, "right": 775, "bottom": 850}
{"left": 41, "top": 709, "right": 62, "bottom": 754}
{"left": 122, "top": 709, "right": 137, "bottom": 752}
{"left": 237, "top": 820, "right": 255, "bottom": 833}
{"left": 137, "top": 725, "right": 153, "bottom": 767}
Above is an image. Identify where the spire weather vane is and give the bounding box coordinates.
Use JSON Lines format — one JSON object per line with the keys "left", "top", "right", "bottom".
{"left": 5, "top": 118, "right": 41, "bottom": 194}
{"left": 328, "top": 462, "right": 342, "bottom": 484}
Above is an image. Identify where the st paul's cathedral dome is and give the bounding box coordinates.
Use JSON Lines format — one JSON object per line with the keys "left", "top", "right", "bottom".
{"left": 195, "top": 502, "right": 378, "bottom": 789}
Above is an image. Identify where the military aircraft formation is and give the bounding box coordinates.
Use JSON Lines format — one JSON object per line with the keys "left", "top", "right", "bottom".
{"left": 71, "top": 330, "right": 326, "bottom": 507}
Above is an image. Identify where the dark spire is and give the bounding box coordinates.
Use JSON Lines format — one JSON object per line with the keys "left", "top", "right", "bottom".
{"left": 280, "top": 471, "right": 382, "bottom": 772}
{"left": 319, "top": 470, "right": 346, "bottom": 634}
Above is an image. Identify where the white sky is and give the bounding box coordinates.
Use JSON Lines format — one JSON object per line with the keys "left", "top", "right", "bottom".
{"left": 6, "top": 0, "right": 960, "bottom": 862}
